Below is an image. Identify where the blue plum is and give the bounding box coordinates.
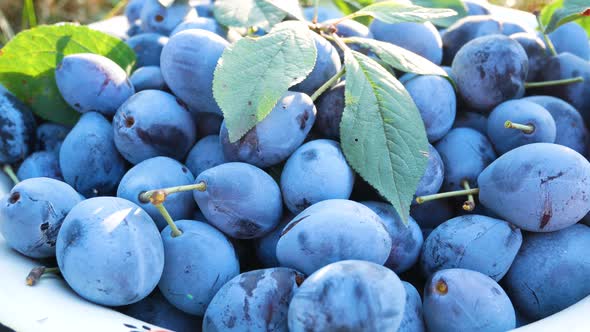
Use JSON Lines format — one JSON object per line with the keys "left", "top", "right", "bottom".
{"left": 524, "top": 95, "right": 589, "bottom": 155}
{"left": 288, "top": 260, "right": 406, "bottom": 332}
{"left": 549, "top": 22, "right": 590, "bottom": 60}
{"left": 276, "top": 199, "right": 391, "bottom": 275}
{"left": 435, "top": 127, "right": 496, "bottom": 191}
{"left": 501, "top": 20, "right": 533, "bottom": 35}
{"left": 325, "top": 19, "right": 373, "bottom": 57}
{"left": 465, "top": 0, "right": 490, "bottom": 15}
{"left": 478, "top": 143, "right": 590, "bottom": 232}
{"left": 220, "top": 92, "right": 316, "bottom": 168}
{"left": 203, "top": 268, "right": 304, "bottom": 332}
{"left": 0, "top": 177, "right": 81, "bottom": 258}
{"left": 0, "top": 91, "right": 35, "bottom": 164}
{"left": 452, "top": 35, "right": 528, "bottom": 112}
{"left": 399, "top": 281, "right": 425, "bottom": 332}
{"left": 193, "top": 162, "right": 283, "bottom": 239}
{"left": 503, "top": 224, "right": 590, "bottom": 320}
{"left": 314, "top": 81, "right": 344, "bottom": 140}
{"left": 410, "top": 199, "right": 455, "bottom": 230}
{"left": 362, "top": 201, "right": 424, "bottom": 274}
{"left": 510, "top": 32, "right": 547, "bottom": 82}
{"left": 442, "top": 15, "right": 502, "bottom": 64}
{"left": 195, "top": 0, "right": 214, "bottom": 18}
{"left": 121, "top": 290, "right": 202, "bottom": 332}
{"left": 159, "top": 219, "right": 239, "bottom": 315}
{"left": 195, "top": 112, "right": 223, "bottom": 139}
{"left": 60, "top": 112, "right": 127, "bottom": 197}
{"left": 35, "top": 123, "right": 69, "bottom": 152}
{"left": 170, "top": 17, "right": 227, "bottom": 38}
{"left": 370, "top": 21, "right": 442, "bottom": 65}
{"left": 452, "top": 111, "right": 488, "bottom": 134}
{"left": 292, "top": 32, "right": 341, "bottom": 95}
{"left": 129, "top": 66, "right": 167, "bottom": 92}
{"left": 420, "top": 215, "right": 522, "bottom": 281}
{"left": 125, "top": 0, "right": 144, "bottom": 23}
{"left": 487, "top": 99, "right": 556, "bottom": 154}
{"left": 17, "top": 151, "right": 63, "bottom": 181}
{"left": 117, "top": 156, "right": 196, "bottom": 230}
{"left": 113, "top": 90, "right": 197, "bottom": 164}
{"left": 160, "top": 29, "right": 229, "bottom": 116}
{"left": 184, "top": 135, "right": 226, "bottom": 177}
{"left": 255, "top": 214, "right": 292, "bottom": 268}
{"left": 125, "top": 33, "right": 169, "bottom": 67}
{"left": 55, "top": 53, "right": 134, "bottom": 116}
{"left": 404, "top": 75, "right": 456, "bottom": 142}
{"left": 56, "top": 197, "right": 164, "bottom": 306}
{"left": 140, "top": 0, "right": 197, "bottom": 35}
{"left": 281, "top": 139, "right": 354, "bottom": 214}
{"left": 423, "top": 268, "right": 516, "bottom": 332}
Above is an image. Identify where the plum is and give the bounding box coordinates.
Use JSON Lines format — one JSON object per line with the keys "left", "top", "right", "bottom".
{"left": 184, "top": 135, "right": 226, "bottom": 177}
{"left": 292, "top": 32, "right": 341, "bottom": 95}
{"left": 314, "top": 81, "right": 344, "bottom": 140}
{"left": 399, "top": 281, "right": 425, "bottom": 332}
{"left": 35, "top": 123, "right": 69, "bottom": 152}
{"left": 442, "top": 15, "right": 502, "bottom": 64}
{"left": 370, "top": 21, "right": 442, "bottom": 65}
{"left": 410, "top": 199, "right": 455, "bottom": 230}
{"left": 510, "top": 32, "right": 547, "bottom": 82}
{"left": 0, "top": 92, "right": 35, "bottom": 163}
{"left": 255, "top": 214, "right": 292, "bottom": 268}
{"left": 125, "top": 33, "right": 168, "bottom": 67}
{"left": 140, "top": 0, "right": 197, "bottom": 35}
{"left": 129, "top": 66, "right": 167, "bottom": 92}
{"left": 170, "top": 17, "right": 227, "bottom": 38}
{"left": 548, "top": 22, "right": 590, "bottom": 60}
{"left": 17, "top": 151, "right": 63, "bottom": 181}
{"left": 452, "top": 111, "right": 488, "bottom": 134}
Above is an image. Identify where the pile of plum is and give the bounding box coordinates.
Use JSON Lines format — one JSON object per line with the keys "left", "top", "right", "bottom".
{"left": 1, "top": 0, "right": 590, "bottom": 331}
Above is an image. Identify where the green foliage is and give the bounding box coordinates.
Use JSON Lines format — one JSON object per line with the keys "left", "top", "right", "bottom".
{"left": 0, "top": 24, "right": 136, "bottom": 125}
{"left": 351, "top": 0, "right": 457, "bottom": 24}
{"left": 214, "top": 0, "right": 303, "bottom": 30}
{"left": 21, "top": 0, "right": 37, "bottom": 29}
{"left": 412, "top": 0, "right": 467, "bottom": 27}
{"left": 541, "top": 0, "right": 590, "bottom": 36}
{"left": 331, "top": 0, "right": 375, "bottom": 25}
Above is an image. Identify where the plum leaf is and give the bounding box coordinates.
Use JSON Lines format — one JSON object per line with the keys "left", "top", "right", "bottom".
{"left": 541, "top": 0, "right": 590, "bottom": 35}
{"left": 351, "top": 0, "right": 457, "bottom": 24}
{"left": 212, "top": 21, "right": 316, "bottom": 142}
{"left": 0, "top": 24, "right": 136, "bottom": 125}
{"left": 412, "top": 0, "right": 468, "bottom": 27}
{"left": 341, "top": 50, "right": 429, "bottom": 223}
{"left": 214, "top": 0, "right": 303, "bottom": 30}
{"left": 331, "top": 0, "right": 375, "bottom": 25}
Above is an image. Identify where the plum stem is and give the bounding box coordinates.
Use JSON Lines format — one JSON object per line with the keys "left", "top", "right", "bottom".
{"left": 154, "top": 203, "right": 182, "bottom": 237}
{"left": 504, "top": 121, "right": 535, "bottom": 134}
{"left": 312, "top": 0, "right": 320, "bottom": 24}
{"left": 139, "top": 181, "right": 207, "bottom": 204}
{"left": 536, "top": 15, "right": 558, "bottom": 57}
{"left": 310, "top": 66, "right": 345, "bottom": 101}
{"left": 416, "top": 188, "right": 480, "bottom": 204}
{"left": 524, "top": 77, "right": 584, "bottom": 89}
{"left": 26, "top": 266, "right": 60, "bottom": 286}
{"left": 2, "top": 165, "right": 19, "bottom": 185}
{"left": 461, "top": 180, "right": 476, "bottom": 211}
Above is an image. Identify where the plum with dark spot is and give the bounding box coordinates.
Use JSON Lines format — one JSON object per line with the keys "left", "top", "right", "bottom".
{"left": 121, "top": 290, "right": 202, "bottom": 332}
{"left": 0, "top": 177, "right": 81, "bottom": 258}
{"left": 220, "top": 92, "right": 316, "bottom": 168}
{"left": 161, "top": 29, "right": 229, "bottom": 116}
{"left": 171, "top": 17, "right": 227, "bottom": 38}
{"left": 35, "top": 123, "right": 69, "bottom": 152}
{"left": 510, "top": 32, "right": 547, "bottom": 82}
{"left": 130, "top": 66, "right": 167, "bottom": 91}
{"left": 524, "top": 95, "right": 589, "bottom": 155}
{"left": 435, "top": 127, "right": 496, "bottom": 191}
{"left": 159, "top": 219, "right": 239, "bottom": 316}
{"left": 452, "top": 35, "right": 528, "bottom": 112}
{"left": 125, "top": 33, "right": 169, "bottom": 67}
{"left": 452, "top": 111, "right": 488, "bottom": 134}
{"left": 193, "top": 162, "right": 283, "bottom": 239}
{"left": 185, "top": 135, "right": 226, "bottom": 177}
{"left": 255, "top": 214, "right": 292, "bottom": 268}
{"left": 548, "top": 22, "right": 590, "bottom": 60}
{"left": 504, "top": 224, "right": 590, "bottom": 320}
{"left": 281, "top": 139, "right": 354, "bottom": 214}
{"left": 203, "top": 267, "right": 304, "bottom": 332}
{"left": 17, "top": 151, "right": 63, "bottom": 181}
{"left": 420, "top": 215, "right": 522, "bottom": 281}
{"left": 404, "top": 75, "right": 456, "bottom": 142}
{"left": 140, "top": 0, "right": 197, "bottom": 35}
{"left": 424, "top": 268, "right": 516, "bottom": 332}
{"left": 362, "top": 201, "right": 423, "bottom": 274}
{"left": 314, "top": 81, "right": 344, "bottom": 140}
{"left": 56, "top": 197, "right": 164, "bottom": 306}
{"left": 399, "top": 281, "right": 425, "bottom": 332}
{"left": 60, "top": 112, "right": 127, "bottom": 197}
{"left": 292, "top": 32, "right": 341, "bottom": 95}
{"left": 113, "top": 90, "right": 197, "bottom": 164}
{"left": 55, "top": 53, "right": 134, "bottom": 116}
{"left": 288, "top": 260, "right": 406, "bottom": 332}
{"left": 478, "top": 143, "right": 590, "bottom": 232}
{"left": 370, "top": 21, "right": 442, "bottom": 65}
{"left": 487, "top": 99, "right": 556, "bottom": 155}
{"left": 117, "top": 156, "right": 196, "bottom": 230}
{"left": 276, "top": 199, "right": 391, "bottom": 275}
{"left": 0, "top": 92, "right": 35, "bottom": 164}
{"left": 442, "top": 15, "right": 502, "bottom": 64}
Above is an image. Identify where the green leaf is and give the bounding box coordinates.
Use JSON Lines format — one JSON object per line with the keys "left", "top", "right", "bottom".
{"left": 341, "top": 50, "right": 429, "bottom": 223}
{"left": 22, "top": 0, "right": 37, "bottom": 29}
{"left": 213, "top": 21, "right": 316, "bottom": 142}
{"left": 412, "top": 0, "right": 468, "bottom": 27}
{"left": 214, "top": 0, "right": 303, "bottom": 30}
{"left": 331, "top": 0, "right": 375, "bottom": 25}
{"left": 542, "top": 0, "right": 590, "bottom": 35}
{"left": 352, "top": 0, "right": 457, "bottom": 24}
{"left": 0, "top": 24, "right": 136, "bottom": 125}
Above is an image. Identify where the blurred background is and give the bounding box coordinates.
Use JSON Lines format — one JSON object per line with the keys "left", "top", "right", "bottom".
{"left": 0, "top": 0, "right": 551, "bottom": 45}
